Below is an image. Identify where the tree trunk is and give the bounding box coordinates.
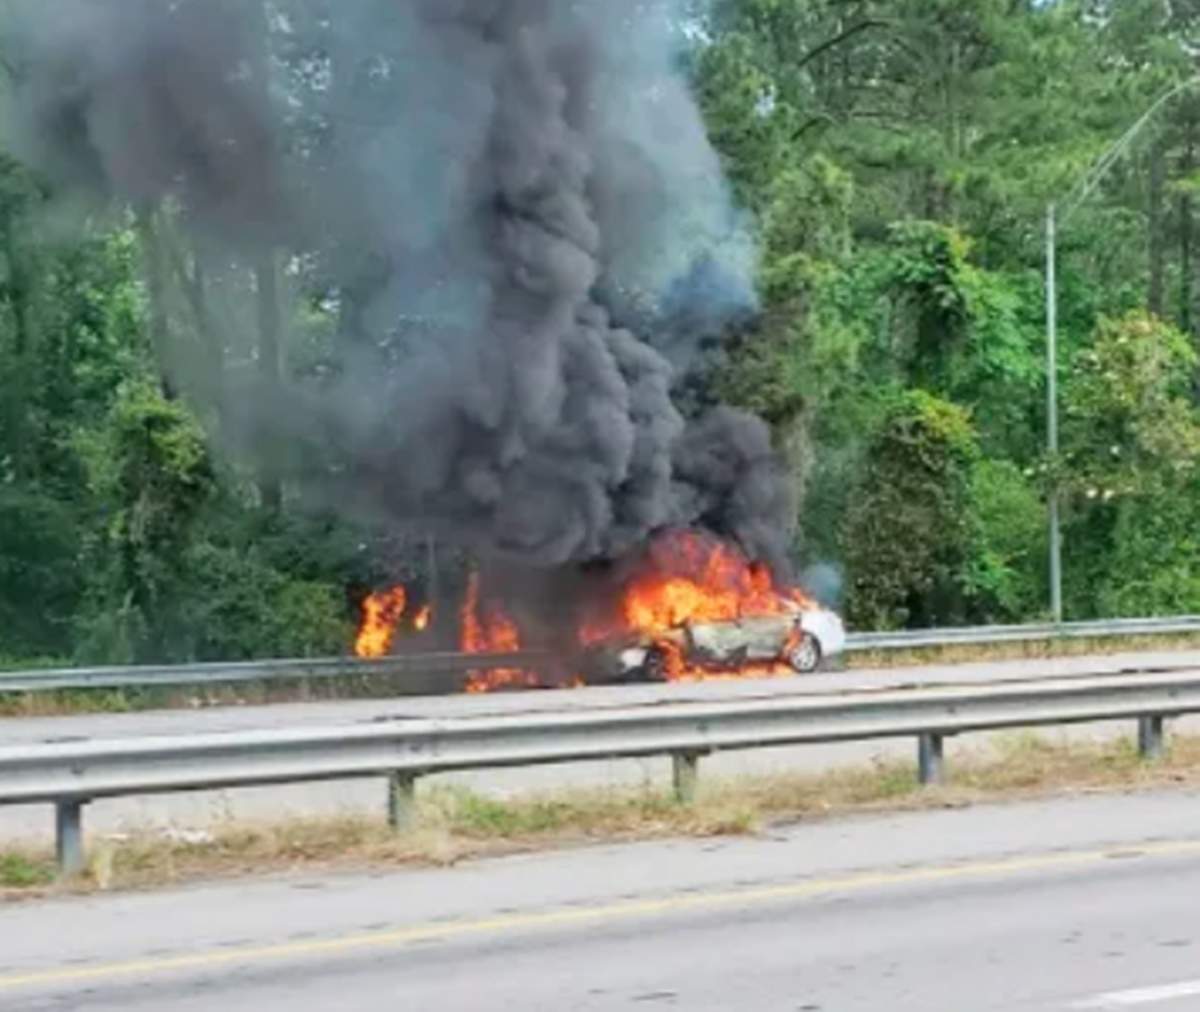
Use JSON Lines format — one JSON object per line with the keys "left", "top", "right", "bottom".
{"left": 134, "top": 207, "right": 176, "bottom": 400}
{"left": 186, "top": 242, "right": 228, "bottom": 427}
{"left": 254, "top": 252, "right": 283, "bottom": 512}
{"left": 190, "top": 246, "right": 223, "bottom": 402}
{"left": 248, "top": 0, "right": 283, "bottom": 511}
{"left": 1180, "top": 130, "right": 1194, "bottom": 337}
{"left": 1148, "top": 138, "right": 1165, "bottom": 318}
{"left": 164, "top": 234, "right": 225, "bottom": 418}
{"left": 3, "top": 218, "right": 33, "bottom": 478}
{"left": 1189, "top": 126, "right": 1200, "bottom": 401}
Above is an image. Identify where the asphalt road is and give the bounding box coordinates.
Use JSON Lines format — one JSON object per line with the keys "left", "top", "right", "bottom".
{"left": 3, "top": 648, "right": 1200, "bottom": 843}
{"left": 9, "top": 648, "right": 1199, "bottom": 746}
{"left": 4, "top": 790, "right": 1200, "bottom": 1010}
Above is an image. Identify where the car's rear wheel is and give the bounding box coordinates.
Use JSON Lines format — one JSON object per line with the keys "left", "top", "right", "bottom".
{"left": 787, "top": 634, "right": 822, "bottom": 674}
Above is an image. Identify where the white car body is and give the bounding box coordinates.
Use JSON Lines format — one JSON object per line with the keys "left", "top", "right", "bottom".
{"left": 614, "top": 605, "right": 847, "bottom": 677}
{"left": 798, "top": 607, "right": 846, "bottom": 659}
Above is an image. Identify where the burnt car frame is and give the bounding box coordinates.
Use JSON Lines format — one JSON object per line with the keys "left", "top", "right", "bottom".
{"left": 580, "top": 606, "right": 847, "bottom": 684}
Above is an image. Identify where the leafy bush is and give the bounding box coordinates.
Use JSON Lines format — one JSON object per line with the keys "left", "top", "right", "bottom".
{"left": 841, "top": 390, "right": 979, "bottom": 629}
{"left": 183, "top": 542, "right": 351, "bottom": 660}
{"left": 0, "top": 485, "right": 82, "bottom": 658}
{"left": 965, "top": 459, "right": 1047, "bottom": 622}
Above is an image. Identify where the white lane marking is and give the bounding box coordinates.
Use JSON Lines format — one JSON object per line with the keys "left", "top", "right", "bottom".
{"left": 1072, "top": 979, "right": 1200, "bottom": 1007}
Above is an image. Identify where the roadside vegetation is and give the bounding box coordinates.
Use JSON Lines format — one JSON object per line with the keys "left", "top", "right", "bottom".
{"left": 5, "top": 731, "right": 1200, "bottom": 899}
{"left": 4, "top": 4, "right": 1200, "bottom": 669}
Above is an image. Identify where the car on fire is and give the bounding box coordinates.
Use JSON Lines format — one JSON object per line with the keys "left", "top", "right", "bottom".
{"left": 583, "top": 602, "right": 847, "bottom": 683}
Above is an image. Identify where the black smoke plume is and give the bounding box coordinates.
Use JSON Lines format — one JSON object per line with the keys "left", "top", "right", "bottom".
{"left": 2, "top": 0, "right": 796, "bottom": 571}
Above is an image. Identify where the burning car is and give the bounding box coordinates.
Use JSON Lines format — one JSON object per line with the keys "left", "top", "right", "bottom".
{"left": 582, "top": 601, "right": 847, "bottom": 684}
{"left": 355, "top": 531, "right": 844, "bottom": 692}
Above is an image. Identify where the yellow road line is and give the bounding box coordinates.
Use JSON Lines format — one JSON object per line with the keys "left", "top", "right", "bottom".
{"left": 4, "top": 839, "right": 1200, "bottom": 992}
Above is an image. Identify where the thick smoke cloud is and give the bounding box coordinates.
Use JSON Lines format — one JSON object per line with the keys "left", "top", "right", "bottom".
{"left": 3, "top": 0, "right": 795, "bottom": 570}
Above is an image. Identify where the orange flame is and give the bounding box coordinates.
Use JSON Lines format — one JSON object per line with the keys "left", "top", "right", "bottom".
{"left": 460, "top": 572, "right": 540, "bottom": 693}
{"left": 354, "top": 586, "right": 407, "bottom": 658}
{"left": 354, "top": 531, "right": 818, "bottom": 690}
{"left": 586, "top": 530, "right": 815, "bottom": 681}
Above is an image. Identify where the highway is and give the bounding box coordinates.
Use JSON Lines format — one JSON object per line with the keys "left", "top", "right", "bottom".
{"left": 10, "top": 649, "right": 1200, "bottom": 746}
{"left": 3, "top": 648, "right": 1199, "bottom": 842}
{"left": 3, "top": 790, "right": 1200, "bottom": 1010}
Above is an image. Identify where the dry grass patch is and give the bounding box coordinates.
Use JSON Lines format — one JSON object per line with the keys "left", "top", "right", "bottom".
{"left": 82, "top": 787, "right": 760, "bottom": 893}
{"left": 6, "top": 732, "right": 1200, "bottom": 900}
{"left": 845, "top": 633, "right": 1200, "bottom": 670}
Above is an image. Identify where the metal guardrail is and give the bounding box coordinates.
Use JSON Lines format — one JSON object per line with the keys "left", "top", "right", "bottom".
{"left": 3, "top": 665, "right": 1196, "bottom": 874}
{"left": 2, "top": 616, "right": 1200, "bottom": 696}
{"left": 0, "top": 651, "right": 553, "bottom": 695}
{"left": 848, "top": 615, "right": 1200, "bottom": 651}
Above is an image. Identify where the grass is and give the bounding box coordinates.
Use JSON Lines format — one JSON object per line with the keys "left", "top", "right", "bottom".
{"left": 5, "top": 731, "right": 1200, "bottom": 900}
{"left": 0, "top": 852, "right": 54, "bottom": 889}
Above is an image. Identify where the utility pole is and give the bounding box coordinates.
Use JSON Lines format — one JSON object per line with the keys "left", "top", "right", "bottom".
{"left": 1043, "top": 75, "right": 1200, "bottom": 624}
{"left": 1045, "top": 203, "right": 1062, "bottom": 624}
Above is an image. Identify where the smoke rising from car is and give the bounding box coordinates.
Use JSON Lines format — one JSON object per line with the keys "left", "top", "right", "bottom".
{"left": 2, "top": 0, "right": 794, "bottom": 570}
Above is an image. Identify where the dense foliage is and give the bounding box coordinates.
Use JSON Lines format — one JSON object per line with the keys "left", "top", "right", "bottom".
{"left": 3, "top": 0, "right": 1200, "bottom": 663}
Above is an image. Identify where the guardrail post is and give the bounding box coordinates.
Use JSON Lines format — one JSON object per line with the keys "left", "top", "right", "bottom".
{"left": 56, "top": 799, "right": 87, "bottom": 877}
{"left": 918, "top": 733, "right": 945, "bottom": 786}
{"left": 672, "top": 752, "right": 702, "bottom": 804}
{"left": 1138, "top": 716, "right": 1166, "bottom": 760}
{"left": 387, "top": 771, "right": 419, "bottom": 831}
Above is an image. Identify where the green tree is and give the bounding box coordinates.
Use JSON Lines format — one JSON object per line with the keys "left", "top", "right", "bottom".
{"left": 73, "top": 381, "right": 219, "bottom": 662}
{"left": 1061, "top": 311, "right": 1200, "bottom": 616}
{"left": 841, "top": 391, "right": 979, "bottom": 629}
{"left": 965, "top": 459, "right": 1047, "bottom": 622}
